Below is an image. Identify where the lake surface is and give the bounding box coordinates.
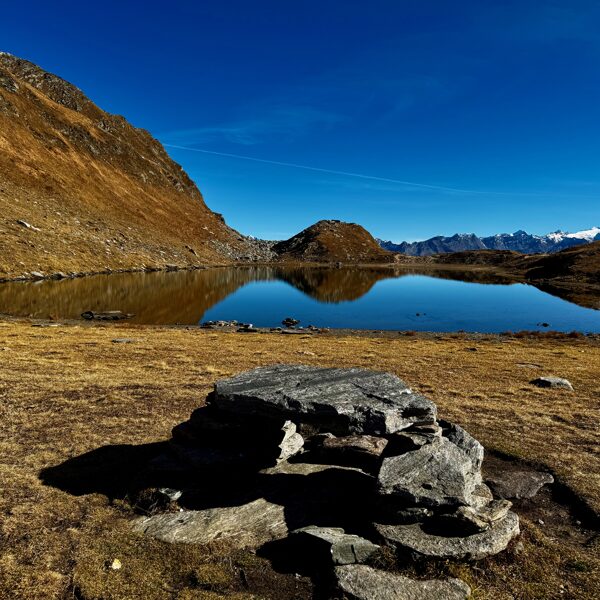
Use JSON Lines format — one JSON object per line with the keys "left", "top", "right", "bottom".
{"left": 1, "top": 266, "right": 599, "bottom": 332}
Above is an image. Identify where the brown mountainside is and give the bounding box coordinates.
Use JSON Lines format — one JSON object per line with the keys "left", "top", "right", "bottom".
{"left": 273, "top": 220, "right": 396, "bottom": 263}
{"left": 0, "top": 53, "right": 261, "bottom": 280}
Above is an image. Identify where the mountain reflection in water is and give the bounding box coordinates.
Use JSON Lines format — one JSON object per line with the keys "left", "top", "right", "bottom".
{"left": 0, "top": 266, "right": 598, "bottom": 332}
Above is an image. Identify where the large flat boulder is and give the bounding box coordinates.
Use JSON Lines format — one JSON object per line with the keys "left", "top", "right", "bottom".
{"left": 211, "top": 365, "right": 436, "bottom": 435}
{"left": 375, "top": 511, "right": 520, "bottom": 560}
{"left": 377, "top": 437, "right": 480, "bottom": 508}
{"left": 132, "top": 498, "right": 287, "bottom": 549}
{"left": 335, "top": 564, "right": 471, "bottom": 599}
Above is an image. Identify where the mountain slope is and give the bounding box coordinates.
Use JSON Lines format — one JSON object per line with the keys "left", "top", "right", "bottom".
{"left": 273, "top": 220, "right": 396, "bottom": 263}
{"left": 0, "top": 53, "right": 260, "bottom": 280}
{"left": 379, "top": 227, "right": 600, "bottom": 256}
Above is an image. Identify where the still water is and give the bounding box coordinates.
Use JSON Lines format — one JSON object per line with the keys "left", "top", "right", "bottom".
{"left": 0, "top": 266, "right": 599, "bottom": 332}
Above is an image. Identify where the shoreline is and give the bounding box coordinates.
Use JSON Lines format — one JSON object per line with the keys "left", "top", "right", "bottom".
{"left": 2, "top": 313, "right": 599, "bottom": 342}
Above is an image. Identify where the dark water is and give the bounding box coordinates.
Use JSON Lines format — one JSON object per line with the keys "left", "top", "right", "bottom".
{"left": 0, "top": 266, "right": 599, "bottom": 332}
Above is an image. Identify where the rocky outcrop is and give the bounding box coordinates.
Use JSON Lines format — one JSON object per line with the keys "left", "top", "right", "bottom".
{"left": 132, "top": 365, "right": 520, "bottom": 592}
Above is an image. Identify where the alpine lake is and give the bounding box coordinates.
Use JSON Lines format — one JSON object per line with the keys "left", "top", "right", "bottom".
{"left": 1, "top": 266, "right": 599, "bottom": 333}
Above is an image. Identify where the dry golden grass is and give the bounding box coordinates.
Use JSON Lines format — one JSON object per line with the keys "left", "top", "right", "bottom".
{"left": 0, "top": 319, "right": 598, "bottom": 599}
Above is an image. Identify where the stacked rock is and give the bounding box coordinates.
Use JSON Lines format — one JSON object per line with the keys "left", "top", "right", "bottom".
{"left": 170, "top": 403, "right": 304, "bottom": 470}
{"left": 182, "top": 365, "right": 519, "bottom": 561}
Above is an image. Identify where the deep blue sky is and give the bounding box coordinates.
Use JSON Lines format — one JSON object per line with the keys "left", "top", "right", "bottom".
{"left": 2, "top": 1, "right": 600, "bottom": 241}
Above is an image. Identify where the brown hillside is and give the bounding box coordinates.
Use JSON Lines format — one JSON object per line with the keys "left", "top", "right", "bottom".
{"left": 0, "top": 53, "right": 260, "bottom": 280}
{"left": 273, "top": 220, "right": 395, "bottom": 263}
{"left": 518, "top": 240, "right": 600, "bottom": 283}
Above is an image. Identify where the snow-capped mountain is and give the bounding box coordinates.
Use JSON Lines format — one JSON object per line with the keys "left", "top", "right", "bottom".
{"left": 378, "top": 227, "right": 600, "bottom": 256}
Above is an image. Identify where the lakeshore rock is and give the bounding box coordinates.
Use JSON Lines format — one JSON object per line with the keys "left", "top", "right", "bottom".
{"left": 211, "top": 365, "right": 436, "bottom": 436}
{"left": 530, "top": 376, "right": 574, "bottom": 391}
{"left": 334, "top": 565, "right": 471, "bottom": 599}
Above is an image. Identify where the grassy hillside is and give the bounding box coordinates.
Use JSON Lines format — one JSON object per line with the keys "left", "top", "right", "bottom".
{"left": 0, "top": 53, "right": 258, "bottom": 280}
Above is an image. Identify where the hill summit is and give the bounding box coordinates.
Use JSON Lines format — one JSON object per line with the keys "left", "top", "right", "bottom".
{"left": 0, "top": 53, "right": 262, "bottom": 280}
{"left": 273, "top": 220, "right": 395, "bottom": 263}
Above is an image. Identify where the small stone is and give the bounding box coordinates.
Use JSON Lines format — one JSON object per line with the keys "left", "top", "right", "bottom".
{"left": 454, "top": 500, "right": 513, "bottom": 532}
{"left": 531, "top": 377, "right": 573, "bottom": 391}
{"left": 291, "top": 526, "right": 380, "bottom": 565}
{"left": 158, "top": 488, "right": 182, "bottom": 502}
{"left": 486, "top": 470, "right": 554, "bottom": 500}
{"left": 334, "top": 565, "right": 471, "bottom": 599}
{"left": 110, "top": 558, "right": 122, "bottom": 570}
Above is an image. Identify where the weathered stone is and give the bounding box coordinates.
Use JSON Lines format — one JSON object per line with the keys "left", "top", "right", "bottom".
{"left": 292, "top": 526, "right": 379, "bottom": 565}
{"left": 376, "top": 511, "right": 520, "bottom": 560}
{"left": 486, "top": 470, "right": 554, "bottom": 500}
{"left": 132, "top": 498, "right": 287, "bottom": 548}
{"left": 531, "top": 376, "right": 573, "bottom": 391}
{"left": 335, "top": 565, "right": 471, "bottom": 599}
{"left": 440, "top": 421, "right": 484, "bottom": 472}
{"left": 454, "top": 500, "right": 513, "bottom": 532}
{"left": 307, "top": 433, "right": 387, "bottom": 471}
{"left": 377, "top": 437, "right": 480, "bottom": 508}
{"left": 211, "top": 365, "right": 436, "bottom": 436}
{"left": 470, "top": 483, "right": 494, "bottom": 509}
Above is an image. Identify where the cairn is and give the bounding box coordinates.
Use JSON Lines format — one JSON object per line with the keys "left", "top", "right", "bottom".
{"left": 134, "top": 365, "right": 521, "bottom": 599}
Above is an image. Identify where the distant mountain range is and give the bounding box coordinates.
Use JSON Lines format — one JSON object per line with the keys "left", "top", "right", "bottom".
{"left": 378, "top": 227, "right": 600, "bottom": 256}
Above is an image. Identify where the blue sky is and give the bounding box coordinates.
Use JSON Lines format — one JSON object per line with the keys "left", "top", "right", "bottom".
{"left": 2, "top": 1, "right": 600, "bottom": 241}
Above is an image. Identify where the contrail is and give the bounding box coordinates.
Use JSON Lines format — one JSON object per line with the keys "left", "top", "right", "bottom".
{"left": 162, "top": 143, "right": 492, "bottom": 194}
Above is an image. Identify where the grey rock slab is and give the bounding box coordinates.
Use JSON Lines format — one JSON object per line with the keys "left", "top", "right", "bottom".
{"left": 132, "top": 498, "right": 287, "bottom": 549}
{"left": 335, "top": 565, "right": 471, "bottom": 600}
{"left": 376, "top": 511, "right": 520, "bottom": 560}
{"left": 531, "top": 376, "right": 574, "bottom": 391}
{"left": 211, "top": 365, "right": 436, "bottom": 436}
{"left": 377, "top": 437, "right": 480, "bottom": 508}
{"left": 486, "top": 470, "right": 554, "bottom": 500}
{"left": 292, "top": 526, "right": 380, "bottom": 565}
{"left": 440, "top": 421, "right": 484, "bottom": 472}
